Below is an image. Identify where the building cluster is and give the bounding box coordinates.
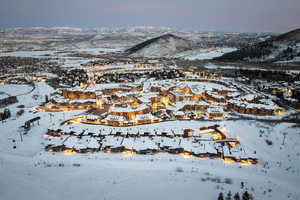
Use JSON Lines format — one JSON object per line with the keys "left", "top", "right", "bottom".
{"left": 248, "top": 79, "right": 300, "bottom": 110}
{"left": 35, "top": 72, "right": 284, "bottom": 127}
{"left": 44, "top": 124, "right": 257, "bottom": 165}
{"left": 0, "top": 75, "right": 30, "bottom": 85}
{"left": 228, "top": 94, "right": 283, "bottom": 115}
{"left": 0, "top": 74, "right": 49, "bottom": 85}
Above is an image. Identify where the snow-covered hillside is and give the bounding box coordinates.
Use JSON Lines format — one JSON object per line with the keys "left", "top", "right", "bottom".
{"left": 182, "top": 48, "right": 237, "bottom": 60}
{"left": 126, "top": 34, "right": 192, "bottom": 58}
{"left": 215, "top": 28, "right": 300, "bottom": 63}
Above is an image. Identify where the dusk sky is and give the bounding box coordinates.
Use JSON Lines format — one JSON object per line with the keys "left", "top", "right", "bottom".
{"left": 1, "top": 0, "right": 300, "bottom": 32}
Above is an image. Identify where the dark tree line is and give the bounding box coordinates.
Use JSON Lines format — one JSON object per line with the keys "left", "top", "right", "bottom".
{"left": 233, "top": 69, "right": 300, "bottom": 82}
{"left": 215, "top": 40, "right": 274, "bottom": 62}
{"left": 218, "top": 191, "right": 253, "bottom": 200}
{"left": 94, "top": 69, "right": 184, "bottom": 84}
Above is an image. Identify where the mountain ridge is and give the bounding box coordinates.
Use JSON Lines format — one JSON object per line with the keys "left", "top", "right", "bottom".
{"left": 125, "top": 33, "right": 192, "bottom": 57}
{"left": 214, "top": 28, "right": 300, "bottom": 63}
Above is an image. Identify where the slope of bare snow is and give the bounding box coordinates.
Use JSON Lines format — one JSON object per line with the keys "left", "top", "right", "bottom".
{"left": 128, "top": 34, "right": 191, "bottom": 58}
{"left": 182, "top": 48, "right": 237, "bottom": 60}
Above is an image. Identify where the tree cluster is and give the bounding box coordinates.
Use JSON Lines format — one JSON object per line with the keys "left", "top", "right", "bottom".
{"left": 218, "top": 191, "right": 253, "bottom": 200}
{"left": 94, "top": 69, "right": 184, "bottom": 84}
{"left": 58, "top": 69, "right": 89, "bottom": 87}
{"left": 0, "top": 108, "right": 11, "bottom": 121}
{"left": 234, "top": 69, "right": 299, "bottom": 82}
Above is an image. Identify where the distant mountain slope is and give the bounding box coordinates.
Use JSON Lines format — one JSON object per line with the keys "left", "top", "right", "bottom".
{"left": 215, "top": 28, "right": 300, "bottom": 63}
{"left": 125, "top": 33, "right": 192, "bottom": 57}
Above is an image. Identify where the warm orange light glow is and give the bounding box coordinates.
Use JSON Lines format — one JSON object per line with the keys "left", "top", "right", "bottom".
{"left": 69, "top": 116, "right": 83, "bottom": 123}
{"left": 151, "top": 103, "right": 158, "bottom": 110}
{"left": 128, "top": 113, "right": 136, "bottom": 120}
{"left": 64, "top": 149, "right": 76, "bottom": 155}
{"left": 228, "top": 141, "right": 238, "bottom": 148}
{"left": 187, "top": 136, "right": 193, "bottom": 140}
{"left": 160, "top": 97, "right": 169, "bottom": 107}
{"left": 199, "top": 125, "right": 210, "bottom": 130}
{"left": 96, "top": 98, "right": 103, "bottom": 109}
{"left": 200, "top": 131, "right": 223, "bottom": 140}
{"left": 223, "top": 157, "right": 234, "bottom": 164}
{"left": 183, "top": 115, "right": 189, "bottom": 120}
{"left": 180, "top": 152, "right": 193, "bottom": 158}
{"left": 122, "top": 150, "right": 134, "bottom": 156}
{"left": 273, "top": 109, "right": 284, "bottom": 115}
{"left": 32, "top": 106, "right": 40, "bottom": 111}
{"left": 212, "top": 134, "right": 223, "bottom": 140}
{"left": 238, "top": 159, "right": 254, "bottom": 166}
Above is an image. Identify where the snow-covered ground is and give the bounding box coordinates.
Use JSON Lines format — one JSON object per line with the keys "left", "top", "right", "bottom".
{"left": 183, "top": 48, "right": 237, "bottom": 60}
{"left": 204, "top": 64, "right": 300, "bottom": 73}
{"left": 0, "top": 47, "right": 122, "bottom": 68}
{"left": 130, "top": 34, "right": 191, "bottom": 58}
{"left": 0, "top": 80, "right": 300, "bottom": 200}
{"left": 0, "top": 50, "right": 58, "bottom": 58}
{"left": 0, "top": 48, "right": 122, "bottom": 57}
{"left": 79, "top": 47, "right": 123, "bottom": 55}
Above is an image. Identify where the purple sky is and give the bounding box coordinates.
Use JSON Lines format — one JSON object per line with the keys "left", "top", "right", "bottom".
{"left": 0, "top": 0, "right": 300, "bottom": 32}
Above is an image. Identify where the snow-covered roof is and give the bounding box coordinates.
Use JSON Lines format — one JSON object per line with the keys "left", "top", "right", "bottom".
{"left": 136, "top": 113, "right": 158, "bottom": 121}
{"left": 173, "top": 111, "right": 185, "bottom": 116}
{"left": 207, "top": 106, "right": 224, "bottom": 113}
{"left": 170, "top": 91, "right": 192, "bottom": 97}
{"left": 105, "top": 115, "right": 126, "bottom": 122}
{"left": 110, "top": 104, "right": 149, "bottom": 113}
{"left": 169, "top": 101, "right": 209, "bottom": 111}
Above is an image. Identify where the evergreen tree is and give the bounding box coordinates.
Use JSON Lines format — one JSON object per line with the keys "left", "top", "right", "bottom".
{"left": 242, "top": 191, "right": 250, "bottom": 200}
{"left": 4, "top": 109, "right": 10, "bottom": 119}
{"left": 241, "top": 182, "right": 244, "bottom": 189}
{"left": 226, "top": 191, "right": 232, "bottom": 200}
{"left": 234, "top": 193, "right": 240, "bottom": 200}
{"left": 45, "top": 95, "right": 49, "bottom": 103}
{"left": 218, "top": 192, "right": 224, "bottom": 200}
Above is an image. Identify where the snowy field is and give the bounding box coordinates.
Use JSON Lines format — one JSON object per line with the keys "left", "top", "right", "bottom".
{"left": 0, "top": 48, "right": 122, "bottom": 57}
{"left": 0, "top": 50, "right": 58, "bottom": 58}
{"left": 0, "top": 47, "right": 122, "bottom": 68}
{"left": 0, "top": 81, "right": 300, "bottom": 200}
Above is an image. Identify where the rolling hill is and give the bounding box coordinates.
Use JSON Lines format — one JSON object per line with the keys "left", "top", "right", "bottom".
{"left": 125, "top": 33, "right": 192, "bottom": 58}
{"left": 215, "top": 28, "right": 300, "bottom": 63}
